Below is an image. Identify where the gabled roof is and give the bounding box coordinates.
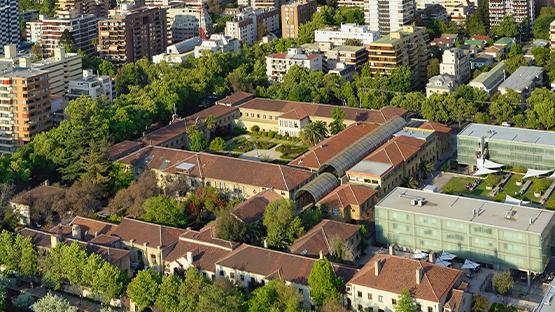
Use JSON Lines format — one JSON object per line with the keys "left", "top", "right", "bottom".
{"left": 111, "top": 217, "right": 186, "bottom": 250}
{"left": 231, "top": 190, "right": 282, "bottom": 224}
{"left": 18, "top": 228, "right": 53, "bottom": 249}
{"left": 318, "top": 184, "right": 377, "bottom": 211}
{"left": 217, "top": 91, "right": 255, "bottom": 106}
{"left": 10, "top": 185, "right": 65, "bottom": 206}
{"left": 279, "top": 109, "right": 309, "bottom": 120}
{"left": 348, "top": 254, "right": 463, "bottom": 303}
{"left": 419, "top": 122, "right": 452, "bottom": 134}
{"left": 289, "top": 219, "right": 360, "bottom": 258}
{"left": 180, "top": 223, "right": 240, "bottom": 250}
{"left": 141, "top": 119, "right": 189, "bottom": 146}
{"left": 216, "top": 244, "right": 358, "bottom": 286}
{"left": 186, "top": 104, "right": 238, "bottom": 122}
{"left": 164, "top": 240, "right": 234, "bottom": 273}
{"left": 109, "top": 140, "right": 145, "bottom": 160}
{"left": 117, "top": 146, "right": 197, "bottom": 172}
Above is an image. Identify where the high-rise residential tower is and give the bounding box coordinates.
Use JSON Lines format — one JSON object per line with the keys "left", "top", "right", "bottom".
{"left": 365, "top": 0, "right": 416, "bottom": 34}
{"left": 0, "top": 0, "right": 20, "bottom": 54}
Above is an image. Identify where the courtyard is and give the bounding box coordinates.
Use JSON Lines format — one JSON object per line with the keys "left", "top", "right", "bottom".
{"left": 222, "top": 133, "right": 308, "bottom": 161}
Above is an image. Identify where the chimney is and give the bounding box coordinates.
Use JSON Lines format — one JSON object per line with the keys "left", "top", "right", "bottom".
{"left": 388, "top": 245, "right": 394, "bottom": 255}
{"left": 71, "top": 224, "right": 81, "bottom": 240}
{"left": 416, "top": 267, "right": 424, "bottom": 284}
{"left": 374, "top": 259, "right": 383, "bottom": 276}
{"left": 319, "top": 250, "right": 324, "bottom": 260}
{"left": 428, "top": 252, "right": 435, "bottom": 263}
{"left": 54, "top": 47, "right": 65, "bottom": 61}
{"left": 18, "top": 57, "right": 30, "bottom": 68}
{"left": 50, "top": 234, "right": 60, "bottom": 248}
{"left": 186, "top": 251, "right": 193, "bottom": 263}
{"left": 263, "top": 239, "right": 268, "bottom": 248}
{"left": 4, "top": 44, "right": 16, "bottom": 59}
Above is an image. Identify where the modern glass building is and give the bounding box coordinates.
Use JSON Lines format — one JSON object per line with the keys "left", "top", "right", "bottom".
{"left": 457, "top": 123, "right": 555, "bottom": 170}
{"left": 375, "top": 187, "right": 555, "bottom": 274}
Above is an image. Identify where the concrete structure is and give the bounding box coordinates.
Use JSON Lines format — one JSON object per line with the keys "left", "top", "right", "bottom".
{"left": 166, "top": 3, "right": 212, "bottom": 44}
{"left": 468, "top": 61, "right": 507, "bottom": 95}
{"left": 347, "top": 254, "right": 469, "bottom": 312}
{"left": 375, "top": 187, "right": 555, "bottom": 276}
{"left": 445, "top": 0, "right": 471, "bottom": 24}
{"left": 98, "top": 4, "right": 167, "bottom": 65}
{"left": 266, "top": 47, "right": 323, "bottom": 82}
{"left": 457, "top": 123, "right": 555, "bottom": 170}
{"left": 430, "top": 33, "right": 457, "bottom": 51}
{"left": 366, "top": 26, "right": 428, "bottom": 88}
{"left": 328, "top": 62, "right": 356, "bottom": 81}
{"left": 440, "top": 48, "right": 470, "bottom": 83}
{"left": 498, "top": 66, "right": 544, "bottom": 99}
{"left": 225, "top": 7, "right": 280, "bottom": 46}
{"left": 0, "top": 0, "right": 19, "bottom": 55}
{"left": 302, "top": 42, "right": 369, "bottom": 72}
{"left": 193, "top": 34, "right": 241, "bottom": 58}
{"left": 0, "top": 68, "right": 51, "bottom": 154}
{"left": 314, "top": 23, "right": 380, "bottom": 46}
{"left": 489, "top": 0, "right": 534, "bottom": 30}
{"left": 33, "top": 14, "right": 99, "bottom": 57}
{"left": 56, "top": 0, "right": 110, "bottom": 18}
{"left": 338, "top": 0, "right": 365, "bottom": 8}
{"left": 248, "top": 0, "right": 285, "bottom": 9}
{"left": 281, "top": 0, "right": 317, "bottom": 39}
{"left": 419, "top": 4, "right": 449, "bottom": 25}
{"left": 67, "top": 70, "right": 113, "bottom": 102}
{"left": 153, "top": 37, "right": 202, "bottom": 64}
{"left": 426, "top": 74, "right": 458, "bottom": 97}
{"left": 365, "top": 0, "right": 416, "bottom": 34}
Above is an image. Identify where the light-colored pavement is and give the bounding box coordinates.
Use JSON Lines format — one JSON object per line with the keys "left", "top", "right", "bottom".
{"left": 239, "top": 144, "right": 283, "bottom": 161}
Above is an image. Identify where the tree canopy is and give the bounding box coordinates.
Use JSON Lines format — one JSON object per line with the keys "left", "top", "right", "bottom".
{"left": 308, "top": 257, "right": 343, "bottom": 306}
{"left": 247, "top": 280, "right": 302, "bottom": 312}
{"left": 263, "top": 199, "right": 304, "bottom": 249}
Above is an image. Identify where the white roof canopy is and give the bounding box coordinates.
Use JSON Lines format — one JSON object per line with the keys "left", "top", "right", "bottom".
{"left": 461, "top": 259, "right": 480, "bottom": 270}
{"left": 439, "top": 251, "right": 457, "bottom": 261}
{"left": 435, "top": 258, "right": 451, "bottom": 267}
{"left": 482, "top": 159, "right": 504, "bottom": 169}
{"left": 412, "top": 250, "right": 428, "bottom": 260}
{"left": 523, "top": 169, "right": 553, "bottom": 179}
{"left": 474, "top": 167, "right": 499, "bottom": 176}
{"left": 505, "top": 195, "right": 530, "bottom": 206}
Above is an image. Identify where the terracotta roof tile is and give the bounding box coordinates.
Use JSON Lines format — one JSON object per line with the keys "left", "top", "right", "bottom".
{"left": 109, "top": 140, "right": 145, "bottom": 160}
{"left": 217, "top": 91, "right": 255, "bottom": 106}
{"left": 111, "top": 217, "right": 186, "bottom": 250}
{"left": 49, "top": 216, "right": 118, "bottom": 242}
{"left": 419, "top": 122, "right": 452, "bottom": 134}
{"left": 164, "top": 240, "right": 233, "bottom": 273}
{"left": 186, "top": 104, "right": 238, "bottom": 121}
{"left": 141, "top": 119, "right": 189, "bottom": 146}
{"left": 180, "top": 223, "right": 240, "bottom": 250}
{"left": 231, "top": 190, "right": 282, "bottom": 223}
{"left": 279, "top": 109, "right": 310, "bottom": 120}
{"left": 348, "top": 254, "right": 463, "bottom": 303}
{"left": 289, "top": 219, "right": 360, "bottom": 258}
{"left": 216, "top": 244, "right": 358, "bottom": 286}
{"left": 318, "top": 184, "right": 377, "bottom": 211}
{"left": 117, "top": 146, "right": 197, "bottom": 171}
{"left": 18, "top": 228, "right": 53, "bottom": 249}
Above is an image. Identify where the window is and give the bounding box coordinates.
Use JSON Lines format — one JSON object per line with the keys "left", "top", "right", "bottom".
{"left": 358, "top": 305, "right": 363, "bottom": 311}
{"left": 230, "top": 272, "right": 235, "bottom": 279}
{"left": 240, "top": 274, "right": 244, "bottom": 281}
{"left": 368, "top": 293, "right": 373, "bottom": 300}
{"left": 219, "top": 270, "right": 224, "bottom": 276}
{"left": 298, "top": 288, "right": 303, "bottom": 294}
{"left": 392, "top": 299, "right": 397, "bottom": 305}
{"left": 428, "top": 307, "right": 433, "bottom": 312}
{"left": 357, "top": 291, "right": 362, "bottom": 298}
{"left": 378, "top": 295, "right": 383, "bottom": 302}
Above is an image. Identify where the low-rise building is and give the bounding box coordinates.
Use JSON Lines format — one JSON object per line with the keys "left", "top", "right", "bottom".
{"left": 430, "top": 33, "right": 457, "bottom": 51}
{"left": 470, "top": 54, "right": 494, "bottom": 69}
{"left": 328, "top": 62, "right": 356, "bottom": 81}
{"left": 317, "top": 183, "right": 378, "bottom": 221}
{"left": 426, "top": 74, "right": 458, "bottom": 97}
{"left": 153, "top": 37, "right": 202, "bottom": 64}
{"left": 215, "top": 244, "right": 358, "bottom": 308}
{"left": 493, "top": 37, "right": 515, "bottom": 56}
{"left": 498, "top": 66, "right": 544, "bottom": 99}
{"left": 375, "top": 187, "right": 555, "bottom": 280}
{"left": 231, "top": 190, "right": 282, "bottom": 224}
{"left": 266, "top": 47, "right": 323, "bottom": 82}
{"left": 67, "top": 70, "right": 113, "bottom": 102}
{"left": 289, "top": 219, "right": 362, "bottom": 261}
{"left": 193, "top": 34, "right": 241, "bottom": 58}
{"left": 302, "top": 43, "right": 369, "bottom": 72}
{"left": 314, "top": 23, "right": 379, "bottom": 46}
{"left": 550, "top": 20, "right": 555, "bottom": 50}
{"left": 440, "top": 48, "right": 470, "bottom": 83}
{"left": 347, "top": 254, "right": 468, "bottom": 312}
{"left": 468, "top": 61, "right": 507, "bottom": 95}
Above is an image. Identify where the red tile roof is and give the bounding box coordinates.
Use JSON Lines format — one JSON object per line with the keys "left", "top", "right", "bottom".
{"left": 186, "top": 104, "right": 238, "bottom": 122}
{"left": 348, "top": 254, "right": 463, "bottom": 303}
{"left": 289, "top": 219, "right": 360, "bottom": 258}
{"left": 141, "top": 119, "right": 189, "bottom": 146}
{"left": 318, "top": 184, "right": 377, "bottom": 211}
{"left": 217, "top": 91, "right": 255, "bottom": 106}
{"left": 471, "top": 35, "right": 490, "bottom": 41}
{"left": 117, "top": 146, "right": 197, "bottom": 171}
{"left": 216, "top": 244, "right": 358, "bottom": 286}
{"left": 279, "top": 109, "right": 310, "bottom": 120}
{"left": 419, "top": 122, "right": 452, "bottom": 134}
{"left": 111, "top": 217, "right": 186, "bottom": 249}
{"left": 18, "top": 228, "right": 53, "bottom": 249}
{"left": 180, "top": 223, "right": 240, "bottom": 250}
{"left": 239, "top": 98, "right": 406, "bottom": 124}
{"left": 49, "top": 216, "right": 118, "bottom": 242}
{"left": 231, "top": 190, "right": 282, "bottom": 223}
{"left": 164, "top": 240, "right": 234, "bottom": 273}
{"left": 109, "top": 140, "right": 145, "bottom": 160}
{"left": 289, "top": 122, "right": 380, "bottom": 170}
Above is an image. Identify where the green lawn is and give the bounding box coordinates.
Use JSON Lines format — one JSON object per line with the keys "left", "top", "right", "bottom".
{"left": 276, "top": 144, "right": 308, "bottom": 160}
{"left": 226, "top": 137, "right": 255, "bottom": 153}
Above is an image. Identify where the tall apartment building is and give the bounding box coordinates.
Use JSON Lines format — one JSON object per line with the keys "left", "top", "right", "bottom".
{"left": 266, "top": 47, "right": 323, "bottom": 82}
{"left": 489, "top": 0, "right": 534, "bottom": 29}
{"left": 166, "top": 3, "right": 212, "bottom": 44}
{"left": 337, "top": 0, "right": 365, "bottom": 9}
{"left": 440, "top": 48, "right": 470, "bottom": 83}
{"left": 56, "top": 0, "right": 110, "bottom": 18}
{"left": 1, "top": 45, "right": 82, "bottom": 97}
{"left": 98, "top": 4, "right": 167, "bottom": 65}
{"left": 281, "top": 0, "right": 317, "bottom": 39}
{"left": 0, "top": 0, "right": 20, "bottom": 55}
{"left": 314, "top": 23, "right": 380, "bottom": 46}
{"left": 550, "top": 20, "right": 555, "bottom": 50}
{"left": 444, "top": 0, "right": 471, "bottom": 24}
{"left": 34, "top": 14, "right": 99, "bottom": 57}
{"left": 225, "top": 7, "right": 280, "bottom": 46}
{"left": 365, "top": 0, "right": 416, "bottom": 34}
{"left": 0, "top": 68, "right": 51, "bottom": 154}
{"left": 243, "top": 0, "right": 285, "bottom": 9}
{"left": 366, "top": 26, "right": 428, "bottom": 87}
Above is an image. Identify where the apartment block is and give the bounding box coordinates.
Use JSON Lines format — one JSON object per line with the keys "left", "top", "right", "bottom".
{"left": 489, "top": 0, "right": 534, "bottom": 29}
{"left": 457, "top": 123, "right": 555, "bottom": 170}
{"left": 440, "top": 48, "right": 470, "bottom": 83}
{"left": 375, "top": 187, "right": 555, "bottom": 276}
{"left": 225, "top": 7, "right": 280, "bottom": 46}
{"left": 67, "top": 70, "right": 113, "bottom": 102}
{"left": 0, "top": 68, "right": 51, "bottom": 154}
{"left": 193, "top": 34, "right": 241, "bottom": 58}
{"left": 98, "top": 4, "right": 168, "bottom": 65}
{"left": 366, "top": 26, "right": 428, "bottom": 88}
{"left": 56, "top": 0, "right": 110, "bottom": 18}
{"left": 302, "top": 42, "right": 369, "bottom": 72}
{"left": 166, "top": 3, "right": 212, "bottom": 44}
{"left": 347, "top": 254, "right": 468, "bottom": 312}
{"left": 266, "top": 47, "right": 323, "bottom": 82}
{"left": 314, "top": 23, "right": 380, "bottom": 46}
{"left": 365, "top": 0, "right": 416, "bottom": 34}
{"left": 35, "top": 14, "right": 99, "bottom": 57}
{"left": 249, "top": 0, "right": 285, "bottom": 9}
{"left": 0, "top": 0, "right": 20, "bottom": 55}
{"left": 281, "top": 0, "right": 317, "bottom": 39}
{"left": 445, "top": 0, "right": 471, "bottom": 24}
{"left": 337, "top": 0, "right": 365, "bottom": 8}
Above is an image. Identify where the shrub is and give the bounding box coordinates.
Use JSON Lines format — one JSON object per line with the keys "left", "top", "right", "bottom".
{"left": 250, "top": 125, "right": 260, "bottom": 133}
{"left": 13, "top": 292, "right": 34, "bottom": 309}
{"left": 268, "top": 131, "right": 277, "bottom": 138}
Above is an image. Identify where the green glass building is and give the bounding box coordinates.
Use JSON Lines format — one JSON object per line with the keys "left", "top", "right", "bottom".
{"left": 375, "top": 187, "right": 555, "bottom": 274}
{"left": 457, "top": 123, "right": 555, "bottom": 170}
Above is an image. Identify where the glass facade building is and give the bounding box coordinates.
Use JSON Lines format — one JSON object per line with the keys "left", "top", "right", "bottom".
{"left": 375, "top": 187, "right": 555, "bottom": 273}
{"left": 457, "top": 123, "right": 555, "bottom": 170}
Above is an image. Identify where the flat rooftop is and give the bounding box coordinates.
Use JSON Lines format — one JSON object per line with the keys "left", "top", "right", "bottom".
{"left": 376, "top": 187, "right": 555, "bottom": 234}
{"left": 458, "top": 123, "right": 555, "bottom": 147}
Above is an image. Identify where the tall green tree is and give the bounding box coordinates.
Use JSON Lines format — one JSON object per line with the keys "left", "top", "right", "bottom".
{"left": 492, "top": 272, "right": 513, "bottom": 296}
{"left": 395, "top": 289, "right": 417, "bottom": 312}
{"left": 427, "top": 58, "right": 440, "bottom": 78}
{"left": 467, "top": 13, "right": 488, "bottom": 35}
{"left": 526, "top": 88, "right": 555, "bottom": 129}
{"left": 187, "top": 126, "right": 208, "bottom": 152}
{"left": 92, "top": 262, "right": 126, "bottom": 304}
{"left": 247, "top": 280, "right": 302, "bottom": 312}
{"left": 492, "top": 15, "right": 519, "bottom": 38}
{"left": 155, "top": 275, "right": 183, "bottom": 312}
{"left": 390, "top": 92, "right": 425, "bottom": 114}
{"left": 127, "top": 269, "right": 161, "bottom": 310}
{"left": 263, "top": 199, "right": 304, "bottom": 249}
{"left": 300, "top": 121, "right": 328, "bottom": 146}
{"left": 533, "top": 7, "right": 555, "bottom": 39}
{"left": 31, "top": 293, "right": 78, "bottom": 312}
{"left": 308, "top": 257, "right": 343, "bottom": 306}
{"left": 215, "top": 209, "right": 248, "bottom": 242}
{"left": 143, "top": 195, "right": 188, "bottom": 227}
{"left": 489, "top": 91, "right": 521, "bottom": 123}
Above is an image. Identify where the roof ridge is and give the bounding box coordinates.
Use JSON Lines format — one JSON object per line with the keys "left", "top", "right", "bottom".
{"left": 320, "top": 227, "right": 332, "bottom": 254}
{"left": 347, "top": 184, "right": 360, "bottom": 204}
{"left": 279, "top": 165, "right": 289, "bottom": 190}
{"left": 394, "top": 142, "right": 407, "bottom": 161}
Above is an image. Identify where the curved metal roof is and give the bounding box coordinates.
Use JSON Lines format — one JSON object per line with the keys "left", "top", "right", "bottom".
{"left": 295, "top": 172, "right": 339, "bottom": 204}
{"left": 320, "top": 116, "right": 407, "bottom": 177}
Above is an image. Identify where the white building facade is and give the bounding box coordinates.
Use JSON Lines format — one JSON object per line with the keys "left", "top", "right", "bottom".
{"left": 365, "top": 0, "right": 416, "bottom": 34}
{"left": 67, "top": 70, "right": 113, "bottom": 102}
{"left": 266, "top": 47, "right": 323, "bottom": 82}
{"left": 440, "top": 48, "right": 471, "bottom": 83}
{"left": 314, "top": 24, "right": 380, "bottom": 46}
{"left": 193, "top": 34, "right": 241, "bottom": 58}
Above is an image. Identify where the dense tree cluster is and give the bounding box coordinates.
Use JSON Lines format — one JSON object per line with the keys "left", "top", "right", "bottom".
{"left": 0, "top": 231, "right": 38, "bottom": 277}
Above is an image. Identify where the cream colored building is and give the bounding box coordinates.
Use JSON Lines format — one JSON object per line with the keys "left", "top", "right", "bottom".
{"left": 266, "top": 47, "right": 323, "bottom": 82}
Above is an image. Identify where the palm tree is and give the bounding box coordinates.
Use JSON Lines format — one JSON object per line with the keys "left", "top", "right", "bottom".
{"left": 407, "top": 176, "right": 419, "bottom": 189}
{"left": 300, "top": 121, "right": 328, "bottom": 146}
{"left": 204, "top": 115, "right": 216, "bottom": 131}
{"left": 420, "top": 161, "right": 434, "bottom": 178}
